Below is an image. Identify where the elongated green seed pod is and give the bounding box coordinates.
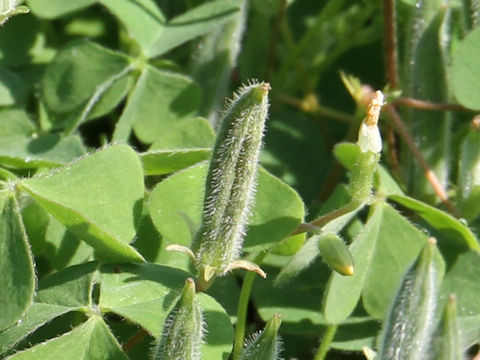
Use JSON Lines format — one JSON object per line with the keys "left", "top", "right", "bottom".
{"left": 377, "top": 238, "right": 445, "bottom": 360}
{"left": 152, "top": 278, "right": 204, "bottom": 360}
{"left": 458, "top": 116, "right": 480, "bottom": 221}
{"left": 317, "top": 232, "right": 354, "bottom": 276}
{"left": 194, "top": 81, "right": 270, "bottom": 284}
{"left": 435, "top": 294, "right": 465, "bottom": 360}
{"left": 242, "top": 314, "right": 283, "bottom": 360}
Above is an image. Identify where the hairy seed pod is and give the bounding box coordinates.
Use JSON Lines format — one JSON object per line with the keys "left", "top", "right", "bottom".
{"left": 152, "top": 278, "right": 204, "bottom": 360}
{"left": 317, "top": 232, "right": 354, "bottom": 276}
{"left": 377, "top": 238, "right": 445, "bottom": 360}
{"left": 242, "top": 314, "right": 283, "bottom": 360}
{"left": 193, "top": 81, "right": 270, "bottom": 286}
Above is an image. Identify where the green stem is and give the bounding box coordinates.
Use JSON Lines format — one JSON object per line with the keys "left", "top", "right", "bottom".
{"left": 314, "top": 324, "right": 338, "bottom": 360}
{"left": 290, "top": 201, "right": 361, "bottom": 236}
{"left": 311, "top": 201, "right": 361, "bottom": 228}
{"left": 232, "top": 252, "right": 268, "bottom": 360}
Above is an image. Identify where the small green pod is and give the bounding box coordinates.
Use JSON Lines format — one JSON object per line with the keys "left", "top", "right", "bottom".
{"left": 349, "top": 90, "right": 383, "bottom": 205}
{"left": 377, "top": 238, "right": 445, "bottom": 360}
{"left": 434, "top": 294, "right": 465, "bottom": 360}
{"left": 152, "top": 278, "right": 204, "bottom": 360}
{"left": 242, "top": 314, "right": 283, "bottom": 360}
{"left": 317, "top": 232, "right": 354, "bottom": 276}
{"left": 349, "top": 150, "right": 380, "bottom": 206}
{"left": 458, "top": 116, "right": 480, "bottom": 221}
{"left": 194, "top": 81, "right": 270, "bottom": 287}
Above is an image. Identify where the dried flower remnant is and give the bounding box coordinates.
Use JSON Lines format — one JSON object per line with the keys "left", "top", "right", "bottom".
{"left": 357, "top": 90, "right": 384, "bottom": 154}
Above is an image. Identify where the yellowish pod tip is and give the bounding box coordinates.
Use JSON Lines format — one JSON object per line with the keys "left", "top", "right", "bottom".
{"left": 343, "top": 265, "right": 354, "bottom": 276}
{"left": 317, "top": 232, "right": 355, "bottom": 277}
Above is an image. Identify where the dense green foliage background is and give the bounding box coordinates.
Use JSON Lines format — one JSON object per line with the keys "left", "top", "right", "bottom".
{"left": 1, "top": 0, "right": 480, "bottom": 359}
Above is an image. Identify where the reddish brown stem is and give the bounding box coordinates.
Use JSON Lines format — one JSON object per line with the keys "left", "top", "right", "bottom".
{"left": 383, "top": 0, "right": 398, "bottom": 88}
{"left": 394, "top": 97, "right": 469, "bottom": 112}
{"left": 122, "top": 329, "right": 148, "bottom": 353}
{"left": 384, "top": 104, "right": 460, "bottom": 217}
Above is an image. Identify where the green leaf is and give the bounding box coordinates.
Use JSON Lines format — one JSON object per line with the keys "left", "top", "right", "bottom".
{"left": 196, "top": 294, "right": 235, "bottom": 359}
{"left": 361, "top": 203, "right": 428, "bottom": 319}
{"left": 0, "top": 14, "right": 44, "bottom": 68}
{"left": 0, "top": 134, "right": 86, "bottom": 169}
{"left": 441, "top": 250, "right": 480, "bottom": 317}
{"left": 4, "top": 315, "right": 128, "bottom": 360}
{"left": 140, "top": 117, "right": 215, "bottom": 175}
{"left": 0, "top": 4, "right": 30, "bottom": 26}
{"left": 99, "top": 263, "right": 189, "bottom": 336}
{"left": 42, "top": 39, "right": 132, "bottom": 126}
{"left": 26, "top": 0, "right": 96, "bottom": 18}
{"left": 148, "top": 162, "right": 304, "bottom": 254}
{"left": 375, "top": 164, "right": 404, "bottom": 197}
{"left": 0, "top": 66, "right": 29, "bottom": 106}
{"left": 149, "top": 117, "right": 215, "bottom": 150}
{"left": 190, "top": 0, "right": 247, "bottom": 123}
{"left": 389, "top": 194, "right": 480, "bottom": 251}
{"left": 43, "top": 216, "right": 94, "bottom": 271}
{"left": 36, "top": 261, "right": 98, "bottom": 307}
{"left": 271, "top": 186, "right": 359, "bottom": 284}
{"left": 99, "top": 263, "right": 233, "bottom": 359}
{"left": 0, "top": 303, "right": 72, "bottom": 356}
{"left": 252, "top": 254, "right": 329, "bottom": 335}
{"left": 19, "top": 144, "right": 145, "bottom": 263}
{"left": 323, "top": 201, "right": 428, "bottom": 323}
{"left": 402, "top": 6, "right": 451, "bottom": 199}
{"left": 452, "top": 26, "right": 480, "bottom": 110}
{"left": 323, "top": 203, "right": 382, "bottom": 324}
{"left": 141, "top": 149, "right": 212, "bottom": 176}
{"left": 0, "top": 262, "right": 97, "bottom": 355}
{"left": 458, "top": 315, "right": 480, "bottom": 349}
{"left": 118, "top": 65, "right": 200, "bottom": 144}
{"left": 333, "top": 142, "right": 359, "bottom": 171}
{"left": 245, "top": 166, "right": 305, "bottom": 252}
{"left": 21, "top": 200, "right": 49, "bottom": 255}
{"left": 458, "top": 122, "right": 480, "bottom": 221}
{"left": 0, "top": 195, "right": 35, "bottom": 331}
{"left": 0, "top": 108, "right": 35, "bottom": 138}
{"left": 148, "top": 1, "right": 240, "bottom": 58}
{"left": 99, "top": 0, "right": 165, "bottom": 57}
{"left": 330, "top": 317, "right": 377, "bottom": 351}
